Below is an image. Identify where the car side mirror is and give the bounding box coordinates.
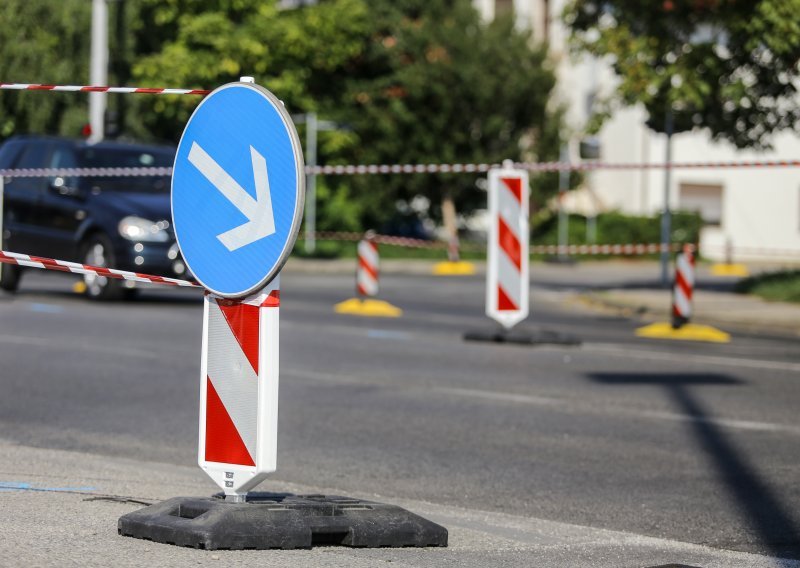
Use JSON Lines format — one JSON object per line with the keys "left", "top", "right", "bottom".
{"left": 49, "top": 177, "right": 84, "bottom": 199}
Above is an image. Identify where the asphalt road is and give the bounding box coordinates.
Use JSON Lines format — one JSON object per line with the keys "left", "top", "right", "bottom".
{"left": 2, "top": 265, "right": 799, "bottom": 560}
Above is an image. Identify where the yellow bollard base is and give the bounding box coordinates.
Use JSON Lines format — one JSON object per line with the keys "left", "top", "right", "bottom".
{"left": 710, "top": 263, "right": 750, "bottom": 277}
{"left": 334, "top": 298, "right": 403, "bottom": 318}
{"left": 432, "top": 261, "right": 476, "bottom": 276}
{"left": 635, "top": 322, "right": 731, "bottom": 343}
{"left": 72, "top": 281, "right": 87, "bottom": 294}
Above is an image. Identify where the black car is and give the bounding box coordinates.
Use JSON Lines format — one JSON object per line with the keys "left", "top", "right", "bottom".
{"left": 0, "top": 135, "right": 187, "bottom": 300}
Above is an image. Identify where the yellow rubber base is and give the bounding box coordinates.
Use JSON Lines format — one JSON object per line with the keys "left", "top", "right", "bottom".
{"left": 432, "top": 261, "right": 476, "bottom": 276}
{"left": 710, "top": 263, "right": 750, "bottom": 277}
{"left": 635, "top": 322, "right": 731, "bottom": 343}
{"left": 334, "top": 298, "right": 403, "bottom": 318}
{"left": 72, "top": 281, "right": 87, "bottom": 294}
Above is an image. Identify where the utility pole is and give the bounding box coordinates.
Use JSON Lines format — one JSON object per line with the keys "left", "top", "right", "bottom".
{"left": 304, "top": 112, "right": 318, "bottom": 253}
{"left": 660, "top": 108, "right": 674, "bottom": 287}
{"left": 557, "top": 144, "right": 569, "bottom": 261}
{"left": 89, "top": 0, "right": 108, "bottom": 144}
{"left": 292, "top": 113, "right": 339, "bottom": 254}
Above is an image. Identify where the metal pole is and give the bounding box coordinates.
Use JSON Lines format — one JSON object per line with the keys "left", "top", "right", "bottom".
{"left": 89, "top": 0, "right": 108, "bottom": 144}
{"left": 557, "top": 144, "right": 569, "bottom": 260}
{"left": 660, "top": 108, "right": 674, "bottom": 287}
{"left": 304, "top": 112, "right": 317, "bottom": 254}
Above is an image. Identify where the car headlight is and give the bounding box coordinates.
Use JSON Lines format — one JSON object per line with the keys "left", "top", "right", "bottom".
{"left": 118, "top": 216, "right": 170, "bottom": 242}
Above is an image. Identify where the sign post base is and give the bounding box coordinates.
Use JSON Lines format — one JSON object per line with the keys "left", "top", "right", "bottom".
{"left": 464, "top": 327, "right": 581, "bottom": 346}
{"left": 119, "top": 492, "right": 448, "bottom": 550}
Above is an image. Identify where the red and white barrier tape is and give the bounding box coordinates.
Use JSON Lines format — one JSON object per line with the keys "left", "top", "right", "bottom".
{"left": 530, "top": 243, "right": 683, "bottom": 255}
{"left": 3, "top": 160, "right": 798, "bottom": 180}
{"left": 305, "top": 160, "right": 800, "bottom": 175}
{"left": 0, "top": 83, "right": 208, "bottom": 96}
{"left": 310, "top": 232, "right": 685, "bottom": 255}
{"left": 0, "top": 250, "right": 198, "bottom": 287}
{"left": 1, "top": 167, "right": 172, "bottom": 178}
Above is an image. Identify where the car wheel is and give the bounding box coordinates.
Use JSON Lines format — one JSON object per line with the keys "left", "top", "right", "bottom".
{"left": 0, "top": 264, "right": 21, "bottom": 293}
{"left": 81, "top": 235, "right": 124, "bottom": 301}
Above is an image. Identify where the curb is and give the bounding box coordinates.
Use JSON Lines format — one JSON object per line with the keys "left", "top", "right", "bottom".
{"left": 575, "top": 291, "right": 800, "bottom": 341}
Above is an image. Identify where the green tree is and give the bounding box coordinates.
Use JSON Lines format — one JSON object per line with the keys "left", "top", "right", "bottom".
{"left": 129, "top": 0, "right": 370, "bottom": 142}
{"left": 0, "top": 0, "right": 92, "bottom": 138}
{"left": 565, "top": 0, "right": 800, "bottom": 149}
{"left": 329, "top": 0, "right": 560, "bottom": 232}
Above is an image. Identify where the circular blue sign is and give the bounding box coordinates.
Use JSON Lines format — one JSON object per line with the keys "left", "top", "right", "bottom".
{"left": 172, "top": 82, "right": 304, "bottom": 298}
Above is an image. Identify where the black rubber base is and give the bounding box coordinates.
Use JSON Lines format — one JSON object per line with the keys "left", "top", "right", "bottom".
{"left": 118, "top": 492, "right": 448, "bottom": 550}
{"left": 463, "top": 328, "right": 581, "bottom": 346}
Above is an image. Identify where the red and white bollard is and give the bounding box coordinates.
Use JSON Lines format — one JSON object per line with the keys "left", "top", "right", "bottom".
{"left": 357, "top": 232, "right": 379, "bottom": 298}
{"left": 198, "top": 278, "right": 281, "bottom": 499}
{"left": 671, "top": 244, "right": 695, "bottom": 329}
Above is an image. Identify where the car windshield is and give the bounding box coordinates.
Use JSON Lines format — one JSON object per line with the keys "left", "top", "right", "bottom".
{"left": 77, "top": 146, "right": 174, "bottom": 194}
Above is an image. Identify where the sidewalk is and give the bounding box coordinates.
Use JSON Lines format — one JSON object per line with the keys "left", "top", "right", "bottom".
{"left": 1, "top": 438, "right": 795, "bottom": 568}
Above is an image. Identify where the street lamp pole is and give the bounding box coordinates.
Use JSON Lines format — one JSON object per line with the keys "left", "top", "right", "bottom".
{"left": 660, "top": 108, "right": 674, "bottom": 287}
{"left": 89, "top": 0, "right": 108, "bottom": 143}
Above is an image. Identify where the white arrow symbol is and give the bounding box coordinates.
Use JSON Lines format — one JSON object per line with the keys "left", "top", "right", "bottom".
{"left": 188, "top": 141, "right": 276, "bottom": 251}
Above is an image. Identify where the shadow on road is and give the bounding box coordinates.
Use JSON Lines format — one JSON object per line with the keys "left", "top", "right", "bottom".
{"left": 589, "top": 372, "right": 800, "bottom": 560}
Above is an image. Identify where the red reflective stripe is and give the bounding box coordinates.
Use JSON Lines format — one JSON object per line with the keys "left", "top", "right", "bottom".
{"left": 357, "top": 283, "right": 368, "bottom": 297}
{"left": 217, "top": 301, "right": 260, "bottom": 375}
{"left": 497, "top": 285, "right": 518, "bottom": 311}
{"left": 498, "top": 216, "right": 521, "bottom": 270}
{"left": 359, "top": 256, "right": 378, "bottom": 281}
{"left": 29, "top": 256, "right": 70, "bottom": 272}
{"left": 675, "top": 270, "right": 693, "bottom": 302}
{"left": 501, "top": 177, "right": 522, "bottom": 203}
{"left": 205, "top": 377, "right": 255, "bottom": 466}
{"left": 261, "top": 290, "right": 280, "bottom": 307}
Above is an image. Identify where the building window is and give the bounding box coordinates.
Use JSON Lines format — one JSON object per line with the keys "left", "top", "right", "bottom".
{"left": 678, "top": 183, "right": 723, "bottom": 226}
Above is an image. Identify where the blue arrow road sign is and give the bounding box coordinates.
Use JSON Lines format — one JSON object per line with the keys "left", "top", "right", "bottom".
{"left": 172, "top": 81, "right": 304, "bottom": 298}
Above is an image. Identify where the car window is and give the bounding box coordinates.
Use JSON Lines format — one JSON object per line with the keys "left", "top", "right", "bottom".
{"left": 78, "top": 146, "right": 174, "bottom": 194}
{"left": 50, "top": 146, "right": 79, "bottom": 190}
{"left": 78, "top": 147, "right": 173, "bottom": 168}
{"left": 15, "top": 142, "right": 52, "bottom": 169}
{"left": 0, "top": 141, "right": 25, "bottom": 169}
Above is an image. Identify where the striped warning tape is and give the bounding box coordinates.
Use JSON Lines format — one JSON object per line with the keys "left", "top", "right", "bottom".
{"left": 0, "top": 167, "right": 172, "bottom": 178}
{"left": 0, "top": 250, "right": 199, "bottom": 287}
{"left": 304, "top": 160, "right": 800, "bottom": 175}
{"left": 0, "top": 83, "right": 209, "bottom": 95}
{"left": 3, "top": 159, "right": 800, "bottom": 180}
{"left": 310, "top": 232, "right": 684, "bottom": 255}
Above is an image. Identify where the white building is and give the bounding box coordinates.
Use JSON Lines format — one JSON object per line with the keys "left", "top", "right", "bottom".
{"left": 474, "top": 0, "right": 800, "bottom": 262}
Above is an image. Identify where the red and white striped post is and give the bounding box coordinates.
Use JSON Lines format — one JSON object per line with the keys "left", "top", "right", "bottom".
{"left": 486, "top": 161, "right": 530, "bottom": 330}
{"left": 671, "top": 244, "right": 695, "bottom": 329}
{"left": 357, "top": 231, "right": 379, "bottom": 298}
{"left": 198, "top": 280, "right": 281, "bottom": 496}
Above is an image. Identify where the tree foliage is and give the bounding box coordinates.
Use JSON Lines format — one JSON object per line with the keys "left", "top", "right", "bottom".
{"left": 326, "top": 0, "right": 560, "bottom": 227}
{"left": 565, "top": 0, "right": 800, "bottom": 149}
{"left": 0, "top": 0, "right": 91, "bottom": 138}
{"left": 0, "top": 0, "right": 563, "bottom": 231}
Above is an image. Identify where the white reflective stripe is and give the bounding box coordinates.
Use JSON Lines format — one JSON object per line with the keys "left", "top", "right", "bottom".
{"left": 206, "top": 300, "right": 258, "bottom": 460}
{"left": 160, "top": 89, "right": 189, "bottom": 94}
{"left": 497, "top": 247, "right": 522, "bottom": 309}
{"left": 677, "top": 254, "right": 694, "bottom": 286}
{"left": 4, "top": 84, "right": 30, "bottom": 90}
{"left": 674, "top": 290, "right": 692, "bottom": 317}
{"left": 13, "top": 259, "right": 45, "bottom": 269}
{"left": 357, "top": 240, "right": 379, "bottom": 270}
{"left": 497, "top": 180, "right": 522, "bottom": 233}
{"left": 357, "top": 270, "right": 378, "bottom": 296}
{"left": 52, "top": 86, "right": 83, "bottom": 92}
